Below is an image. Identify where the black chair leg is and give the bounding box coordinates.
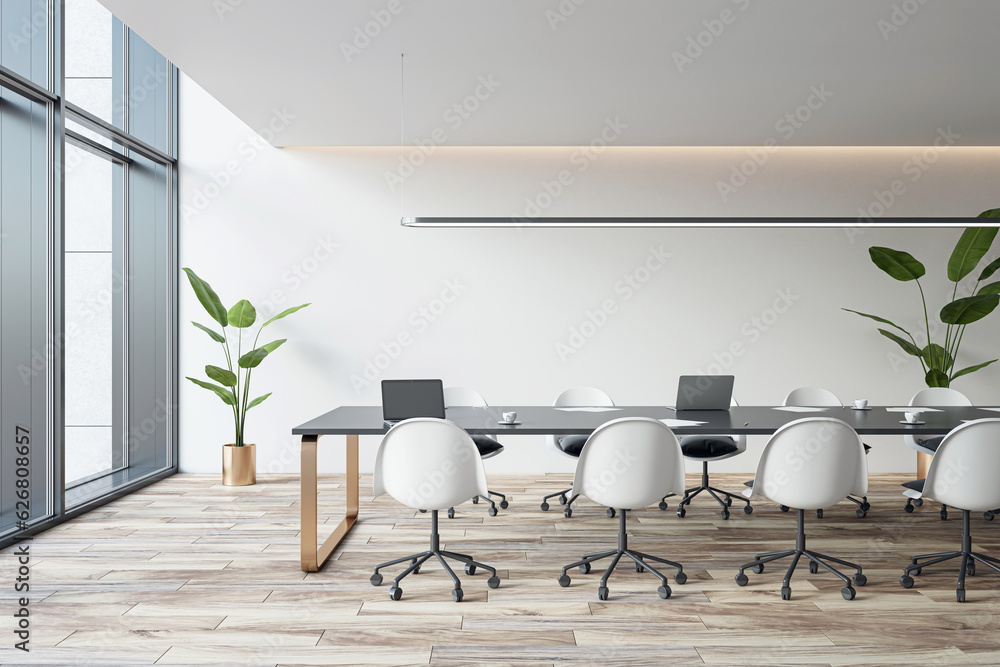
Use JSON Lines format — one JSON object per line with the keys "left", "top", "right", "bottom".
{"left": 675, "top": 461, "right": 752, "bottom": 518}
{"left": 900, "top": 509, "right": 999, "bottom": 602}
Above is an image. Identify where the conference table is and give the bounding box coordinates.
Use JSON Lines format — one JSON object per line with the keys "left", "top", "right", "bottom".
{"left": 292, "top": 404, "right": 999, "bottom": 571}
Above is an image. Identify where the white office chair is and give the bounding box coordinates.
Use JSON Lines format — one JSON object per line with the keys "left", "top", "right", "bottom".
{"left": 556, "top": 417, "right": 688, "bottom": 600}
{"left": 902, "top": 387, "right": 972, "bottom": 519}
{"left": 899, "top": 419, "right": 1000, "bottom": 603}
{"left": 541, "top": 387, "right": 616, "bottom": 519}
{"left": 735, "top": 417, "right": 869, "bottom": 600}
{"left": 370, "top": 418, "right": 501, "bottom": 602}
{"left": 444, "top": 386, "right": 509, "bottom": 518}
{"left": 667, "top": 398, "right": 751, "bottom": 520}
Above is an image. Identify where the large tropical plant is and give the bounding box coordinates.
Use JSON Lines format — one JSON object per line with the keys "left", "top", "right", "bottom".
{"left": 183, "top": 268, "right": 309, "bottom": 446}
{"left": 844, "top": 215, "right": 1000, "bottom": 388}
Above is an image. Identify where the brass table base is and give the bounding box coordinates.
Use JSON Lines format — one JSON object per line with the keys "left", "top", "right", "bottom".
{"left": 300, "top": 434, "right": 359, "bottom": 572}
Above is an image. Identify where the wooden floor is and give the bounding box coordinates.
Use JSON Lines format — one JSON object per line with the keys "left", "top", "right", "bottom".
{"left": 3, "top": 473, "right": 1000, "bottom": 665}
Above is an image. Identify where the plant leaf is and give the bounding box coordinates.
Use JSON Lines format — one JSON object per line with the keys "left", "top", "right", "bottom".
{"left": 205, "top": 365, "right": 238, "bottom": 387}
{"left": 925, "top": 369, "right": 949, "bottom": 388}
{"left": 262, "top": 339, "right": 286, "bottom": 354}
{"left": 948, "top": 228, "right": 998, "bottom": 282}
{"left": 186, "top": 377, "right": 236, "bottom": 405}
{"left": 238, "top": 347, "right": 269, "bottom": 369}
{"left": 192, "top": 321, "right": 226, "bottom": 343}
{"left": 921, "top": 343, "right": 953, "bottom": 372}
{"left": 869, "top": 246, "right": 925, "bottom": 282}
{"left": 246, "top": 392, "right": 272, "bottom": 410}
{"left": 261, "top": 303, "right": 310, "bottom": 328}
{"left": 940, "top": 294, "right": 1000, "bottom": 325}
{"left": 227, "top": 299, "right": 257, "bottom": 328}
{"left": 978, "top": 257, "right": 1000, "bottom": 282}
{"left": 950, "top": 359, "right": 998, "bottom": 382}
{"left": 878, "top": 329, "right": 921, "bottom": 356}
{"left": 978, "top": 208, "right": 1000, "bottom": 218}
{"left": 977, "top": 281, "right": 1000, "bottom": 295}
{"left": 842, "top": 308, "right": 912, "bottom": 335}
{"left": 182, "top": 268, "right": 228, "bottom": 327}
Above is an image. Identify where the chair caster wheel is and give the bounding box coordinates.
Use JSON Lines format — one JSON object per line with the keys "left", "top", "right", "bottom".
{"left": 488, "top": 506, "right": 498, "bottom": 517}
{"left": 389, "top": 586, "right": 402, "bottom": 601}
{"left": 744, "top": 505, "right": 753, "bottom": 515}
{"left": 780, "top": 505, "right": 789, "bottom": 512}
{"left": 540, "top": 502, "right": 550, "bottom": 512}
{"left": 674, "top": 571, "right": 687, "bottom": 585}
{"left": 658, "top": 585, "right": 671, "bottom": 599}
{"left": 597, "top": 586, "right": 609, "bottom": 601}
{"left": 725, "top": 497, "right": 733, "bottom": 507}
{"left": 985, "top": 511, "right": 994, "bottom": 521}
{"left": 967, "top": 562, "right": 976, "bottom": 576}
{"left": 452, "top": 588, "right": 463, "bottom": 603}
{"left": 957, "top": 589, "right": 966, "bottom": 603}
{"left": 809, "top": 561, "right": 819, "bottom": 575}
{"left": 563, "top": 508, "right": 573, "bottom": 518}
{"left": 904, "top": 503, "right": 914, "bottom": 513}
{"left": 447, "top": 508, "right": 455, "bottom": 519}
{"left": 635, "top": 560, "right": 644, "bottom": 573}
{"left": 465, "top": 564, "right": 476, "bottom": 576}
{"left": 410, "top": 558, "right": 420, "bottom": 574}
{"left": 856, "top": 508, "right": 867, "bottom": 518}
{"left": 370, "top": 573, "right": 383, "bottom": 586}
{"left": 658, "top": 501, "right": 668, "bottom": 511}
{"left": 861, "top": 501, "right": 871, "bottom": 511}
{"left": 579, "top": 562, "right": 591, "bottom": 574}
{"left": 488, "top": 576, "right": 501, "bottom": 589}
{"left": 940, "top": 509, "right": 948, "bottom": 521}
{"left": 900, "top": 575, "right": 914, "bottom": 589}
{"left": 781, "top": 586, "right": 792, "bottom": 600}
{"left": 559, "top": 494, "right": 567, "bottom": 505}
{"left": 419, "top": 509, "right": 427, "bottom": 513}
{"left": 816, "top": 509, "right": 824, "bottom": 519}
{"left": 676, "top": 507, "right": 686, "bottom": 518}
{"left": 721, "top": 509, "right": 730, "bottom": 520}
{"left": 910, "top": 567, "right": 922, "bottom": 576}
{"left": 499, "top": 500, "right": 509, "bottom": 510}
{"left": 735, "top": 573, "right": 749, "bottom": 586}
{"left": 752, "top": 564, "right": 764, "bottom": 574}
{"left": 472, "top": 496, "right": 478, "bottom": 504}
{"left": 841, "top": 586, "right": 856, "bottom": 600}
{"left": 914, "top": 498, "right": 923, "bottom": 507}
{"left": 558, "top": 574, "right": 571, "bottom": 587}
{"left": 853, "top": 573, "right": 867, "bottom": 587}
{"left": 607, "top": 508, "right": 616, "bottom": 518}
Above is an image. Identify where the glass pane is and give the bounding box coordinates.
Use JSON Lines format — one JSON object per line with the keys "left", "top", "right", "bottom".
{"left": 127, "top": 31, "right": 171, "bottom": 154}
{"left": 64, "top": 0, "right": 118, "bottom": 124}
{"left": 63, "top": 142, "right": 123, "bottom": 485}
{"left": 0, "top": 0, "right": 49, "bottom": 88}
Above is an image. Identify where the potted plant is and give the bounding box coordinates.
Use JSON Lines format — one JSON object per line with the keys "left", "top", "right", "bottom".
{"left": 844, "top": 213, "right": 1000, "bottom": 388}
{"left": 183, "top": 268, "right": 309, "bottom": 485}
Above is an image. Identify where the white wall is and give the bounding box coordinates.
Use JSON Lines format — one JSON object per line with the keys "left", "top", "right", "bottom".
{"left": 178, "top": 75, "right": 1000, "bottom": 476}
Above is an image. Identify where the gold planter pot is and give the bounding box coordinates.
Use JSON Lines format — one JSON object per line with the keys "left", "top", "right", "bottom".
{"left": 223, "top": 443, "right": 256, "bottom": 486}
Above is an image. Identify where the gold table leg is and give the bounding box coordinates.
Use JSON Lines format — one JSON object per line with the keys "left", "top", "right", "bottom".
{"left": 301, "top": 433, "right": 359, "bottom": 572}
{"left": 916, "top": 450, "right": 932, "bottom": 480}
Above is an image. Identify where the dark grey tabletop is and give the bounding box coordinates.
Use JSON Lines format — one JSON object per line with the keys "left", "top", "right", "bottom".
{"left": 292, "top": 405, "right": 1000, "bottom": 437}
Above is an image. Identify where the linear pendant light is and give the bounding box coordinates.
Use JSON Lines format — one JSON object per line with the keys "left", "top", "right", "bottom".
{"left": 401, "top": 217, "right": 991, "bottom": 228}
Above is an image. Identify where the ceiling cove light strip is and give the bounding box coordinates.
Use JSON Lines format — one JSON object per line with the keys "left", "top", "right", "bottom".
{"left": 401, "top": 217, "right": 993, "bottom": 228}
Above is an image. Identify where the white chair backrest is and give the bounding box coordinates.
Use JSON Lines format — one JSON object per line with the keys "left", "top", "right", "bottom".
{"left": 444, "top": 386, "right": 488, "bottom": 408}
{"left": 570, "top": 417, "right": 685, "bottom": 509}
{"left": 373, "top": 418, "right": 488, "bottom": 510}
{"left": 924, "top": 419, "right": 1000, "bottom": 511}
{"left": 547, "top": 387, "right": 615, "bottom": 457}
{"left": 748, "top": 417, "right": 868, "bottom": 510}
{"left": 784, "top": 386, "right": 842, "bottom": 407}
{"left": 905, "top": 387, "right": 972, "bottom": 450}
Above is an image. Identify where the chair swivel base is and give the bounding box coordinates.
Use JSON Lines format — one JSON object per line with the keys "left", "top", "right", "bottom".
{"left": 900, "top": 509, "right": 1000, "bottom": 602}
{"left": 541, "top": 489, "right": 616, "bottom": 519}
{"left": 735, "top": 508, "right": 866, "bottom": 600}
{"left": 557, "top": 509, "right": 686, "bottom": 600}
{"left": 670, "top": 461, "right": 751, "bottom": 520}
{"left": 370, "top": 510, "right": 500, "bottom": 601}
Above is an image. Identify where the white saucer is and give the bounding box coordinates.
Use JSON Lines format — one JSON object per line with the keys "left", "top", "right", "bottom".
{"left": 900, "top": 420, "right": 925, "bottom": 425}
{"left": 851, "top": 407, "right": 872, "bottom": 411}
{"left": 497, "top": 421, "right": 521, "bottom": 426}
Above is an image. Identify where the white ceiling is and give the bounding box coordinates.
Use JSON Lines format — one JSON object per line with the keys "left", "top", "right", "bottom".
{"left": 98, "top": 0, "right": 1000, "bottom": 147}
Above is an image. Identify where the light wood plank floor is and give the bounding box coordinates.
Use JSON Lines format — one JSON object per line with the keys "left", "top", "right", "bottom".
{"left": 3, "top": 473, "right": 1000, "bottom": 665}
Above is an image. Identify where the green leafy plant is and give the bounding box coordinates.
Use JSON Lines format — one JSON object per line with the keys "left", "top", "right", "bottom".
{"left": 183, "top": 268, "right": 309, "bottom": 446}
{"left": 844, "top": 216, "right": 1000, "bottom": 388}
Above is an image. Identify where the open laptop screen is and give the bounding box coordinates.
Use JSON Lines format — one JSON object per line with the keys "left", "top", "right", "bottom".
{"left": 674, "top": 375, "right": 735, "bottom": 411}
{"left": 381, "top": 379, "right": 446, "bottom": 422}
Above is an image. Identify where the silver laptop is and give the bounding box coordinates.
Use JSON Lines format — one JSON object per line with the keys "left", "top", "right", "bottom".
{"left": 674, "top": 375, "right": 735, "bottom": 411}
{"left": 381, "top": 379, "right": 446, "bottom": 426}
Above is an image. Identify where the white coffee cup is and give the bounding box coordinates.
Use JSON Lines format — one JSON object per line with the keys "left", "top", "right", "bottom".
{"left": 502, "top": 411, "right": 517, "bottom": 423}
{"left": 853, "top": 399, "right": 868, "bottom": 409}
{"left": 904, "top": 411, "right": 922, "bottom": 423}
